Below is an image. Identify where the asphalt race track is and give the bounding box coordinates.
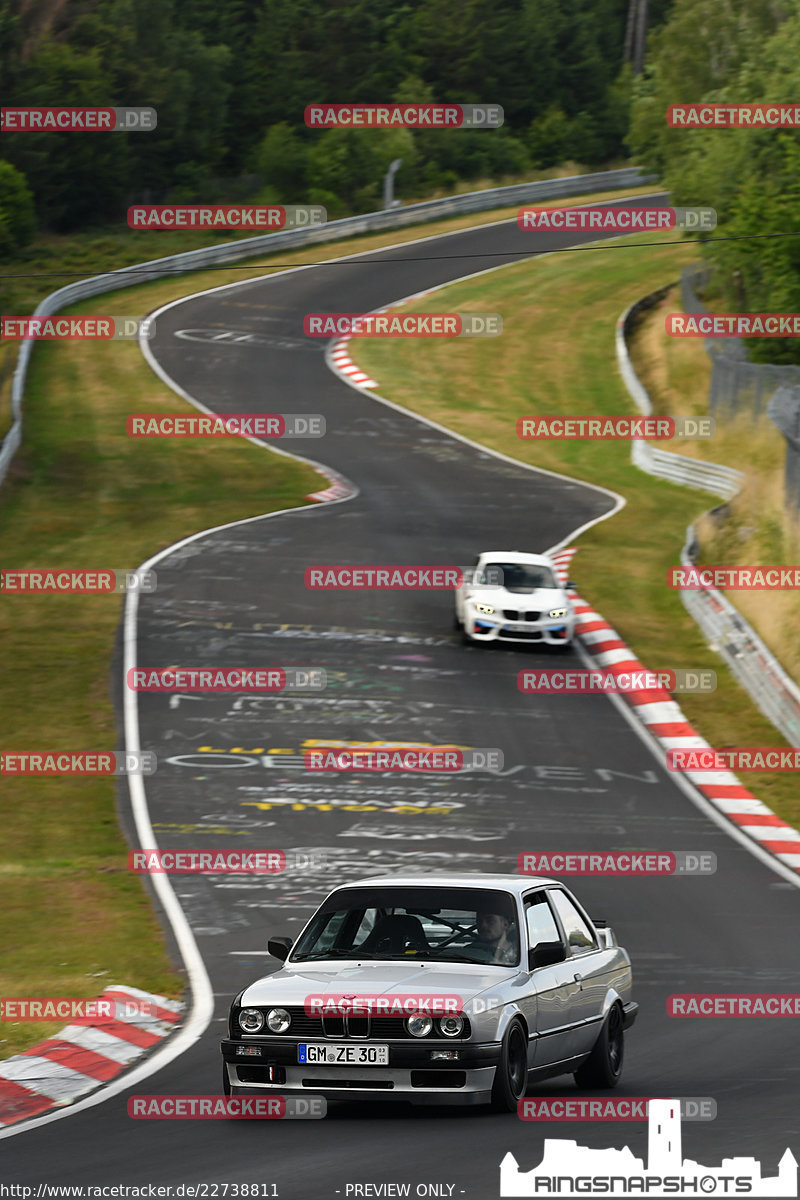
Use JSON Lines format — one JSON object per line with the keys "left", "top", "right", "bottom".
{"left": 3, "top": 201, "right": 799, "bottom": 1197}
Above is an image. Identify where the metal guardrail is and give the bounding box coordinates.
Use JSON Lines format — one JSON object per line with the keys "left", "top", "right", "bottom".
{"left": 616, "top": 293, "right": 743, "bottom": 499}
{"left": 618, "top": 288, "right": 800, "bottom": 747}
{"left": 0, "top": 166, "right": 658, "bottom": 491}
{"left": 768, "top": 386, "right": 800, "bottom": 512}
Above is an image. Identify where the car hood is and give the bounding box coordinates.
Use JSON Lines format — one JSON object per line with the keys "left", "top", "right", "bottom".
{"left": 241, "top": 961, "right": 513, "bottom": 1008}
{"left": 466, "top": 586, "right": 567, "bottom": 606}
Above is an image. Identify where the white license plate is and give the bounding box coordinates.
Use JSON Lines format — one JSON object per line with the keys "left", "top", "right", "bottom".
{"left": 504, "top": 623, "right": 532, "bottom": 632}
{"left": 298, "top": 1043, "right": 389, "bottom": 1065}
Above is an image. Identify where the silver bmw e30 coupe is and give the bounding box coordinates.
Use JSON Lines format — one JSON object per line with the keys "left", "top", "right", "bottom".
{"left": 221, "top": 873, "right": 637, "bottom": 1111}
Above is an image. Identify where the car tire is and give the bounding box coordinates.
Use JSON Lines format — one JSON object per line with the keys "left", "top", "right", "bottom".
{"left": 453, "top": 612, "right": 462, "bottom": 630}
{"left": 490, "top": 1021, "right": 528, "bottom": 1112}
{"left": 222, "top": 1063, "right": 231, "bottom": 1095}
{"left": 574, "top": 1003, "right": 624, "bottom": 1089}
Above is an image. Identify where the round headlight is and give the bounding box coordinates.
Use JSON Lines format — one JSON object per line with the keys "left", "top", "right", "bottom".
{"left": 266, "top": 1007, "right": 291, "bottom": 1033}
{"left": 438, "top": 1016, "right": 464, "bottom": 1037}
{"left": 239, "top": 1007, "right": 265, "bottom": 1033}
{"left": 406, "top": 1015, "right": 433, "bottom": 1038}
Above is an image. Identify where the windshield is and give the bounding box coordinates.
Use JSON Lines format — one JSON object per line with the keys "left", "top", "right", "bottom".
{"left": 291, "top": 885, "right": 520, "bottom": 966}
{"left": 481, "top": 563, "right": 557, "bottom": 591}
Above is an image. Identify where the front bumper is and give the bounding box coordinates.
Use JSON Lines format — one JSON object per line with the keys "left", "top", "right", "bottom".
{"left": 622, "top": 1001, "right": 639, "bottom": 1030}
{"left": 221, "top": 1038, "right": 502, "bottom": 1106}
{"left": 464, "top": 614, "right": 574, "bottom": 645}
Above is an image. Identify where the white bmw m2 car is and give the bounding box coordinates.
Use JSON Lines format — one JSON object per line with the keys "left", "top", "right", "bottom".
{"left": 454, "top": 551, "right": 575, "bottom": 646}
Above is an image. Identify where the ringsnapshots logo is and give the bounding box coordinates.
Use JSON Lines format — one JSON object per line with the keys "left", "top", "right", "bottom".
{"left": 127, "top": 1095, "right": 325, "bottom": 1119}
{"left": 518, "top": 669, "right": 716, "bottom": 694}
{"left": 517, "top": 416, "right": 714, "bottom": 440}
{"left": 1, "top": 107, "right": 156, "bottom": 131}
{"left": 304, "top": 745, "right": 504, "bottom": 772}
{"left": 304, "top": 313, "right": 502, "bottom": 337}
{"left": 500, "top": 1098, "right": 797, "bottom": 1197}
{"left": 1, "top": 317, "right": 154, "bottom": 340}
{"left": 127, "top": 667, "right": 326, "bottom": 691}
{"left": 667, "top": 313, "right": 800, "bottom": 337}
{"left": 667, "top": 102, "right": 800, "bottom": 128}
{"left": 0, "top": 751, "right": 156, "bottom": 775}
{"left": 517, "top": 206, "right": 716, "bottom": 232}
{"left": 127, "top": 205, "right": 326, "bottom": 229}
{"left": 0, "top": 568, "right": 156, "bottom": 593}
{"left": 304, "top": 103, "right": 503, "bottom": 128}
{"left": 126, "top": 414, "right": 324, "bottom": 438}
{"left": 518, "top": 851, "right": 717, "bottom": 876}
{"left": 518, "top": 1098, "right": 717, "bottom": 1122}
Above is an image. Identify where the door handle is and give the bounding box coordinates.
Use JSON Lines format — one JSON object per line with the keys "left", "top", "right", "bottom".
{"left": 574, "top": 973, "right": 583, "bottom": 990}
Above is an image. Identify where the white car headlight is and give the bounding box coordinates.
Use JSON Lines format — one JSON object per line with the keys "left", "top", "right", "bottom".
{"left": 406, "top": 1015, "right": 433, "bottom": 1038}
{"left": 266, "top": 1007, "right": 291, "bottom": 1033}
{"left": 475, "top": 603, "right": 495, "bottom": 615}
{"left": 549, "top": 607, "right": 568, "bottom": 618}
{"left": 437, "top": 1016, "right": 464, "bottom": 1037}
{"left": 239, "top": 1007, "right": 265, "bottom": 1033}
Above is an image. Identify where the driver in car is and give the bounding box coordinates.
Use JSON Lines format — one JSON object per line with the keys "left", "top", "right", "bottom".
{"left": 469, "top": 908, "right": 517, "bottom": 964}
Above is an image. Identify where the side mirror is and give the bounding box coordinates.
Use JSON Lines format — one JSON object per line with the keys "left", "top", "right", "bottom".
{"left": 529, "top": 940, "right": 567, "bottom": 969}
{"left": 565, "top": 579, "right": 576, "bottom": 590}
{"left": 268, "top": 936, "right": 293, "bottom": 962}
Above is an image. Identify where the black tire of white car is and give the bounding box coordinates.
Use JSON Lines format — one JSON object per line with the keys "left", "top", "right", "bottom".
{"left": 490, "top": 1021, "right": 528, "bottom": 1112}
{"left": 574, "top": 1003, "right": 624, "bottom": 1089}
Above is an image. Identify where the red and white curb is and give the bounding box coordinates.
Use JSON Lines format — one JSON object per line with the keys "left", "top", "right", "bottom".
{"left": 0, "top": 986, "right": 183, "bottom": 1126}
{"left": 550, "top": 547, "right": 800, "bottom": 875}
{"left": 330, "top": 338, "right": 378, "bottom": 389}
{"left": 305, "top": 464, "right": 358, "bottom": 503}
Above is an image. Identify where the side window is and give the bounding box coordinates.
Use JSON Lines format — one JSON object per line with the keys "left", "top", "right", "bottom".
{"left": 525, "top": 893, "right": 560, "bottom": 948}
{"left": 549, "top": 890, "right": 597, "bottom": 955}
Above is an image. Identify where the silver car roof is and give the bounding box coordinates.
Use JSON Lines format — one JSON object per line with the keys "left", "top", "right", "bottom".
{"left": 322, "top": 874, "right": 558, "bottom": 897}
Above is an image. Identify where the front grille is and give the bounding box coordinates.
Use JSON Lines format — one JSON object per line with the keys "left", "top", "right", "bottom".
{"left": 503, "top": 610, "right": 541, "bottom": 621}
{"left": 499, "top": 629, "right": 542, "bottom": 640}
{"left": 241, "top": 1007, "right": 471, "bottom": 1040}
